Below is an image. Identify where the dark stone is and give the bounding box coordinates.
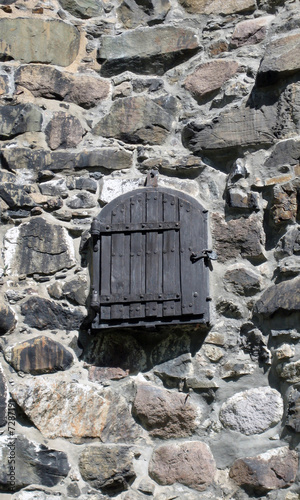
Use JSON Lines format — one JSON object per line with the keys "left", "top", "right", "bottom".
{"left": 16, "top": 64, "right": 110, "bottom": 108}
{"left": 274, "top": 225, "right": 300, "bottom": 259}
{"left": 0, "top": 365, "right": 8, "bottom": 427}
{"left": 212, "top": 214, "right": 266, "bottom": 263}
{"left": 117, "top": 0, "right": 171, "bottom": 29}
{"left": 132, "top": 384, "right": 197, "bottom": 438}
{"left": 88, "top": 366, "right": 129, "bottom": 382}
{"left": 0, "top": 148, "right": 133, "bottom": 175}
{"left": 93, "top": 96, "right": 172, "bottom": 145}
{"left": 21, "top": 296, "right": 84, "bottom": 331}
{"left": 98, "top": 26, "right": 199, "bottom": 76}
{"left": 224, "top": 266, "right": 261, "bottom": 295}
{"left": 4, "top": 335, "right": 74, "bottom": 374}
{"left": 0, "top": 304, "right": 16, "bottom": 335}
{"left": 230, "top": 447, "right": 298, "bottom": 494}
{"left": 254, "top": 276, "right": 300, "bottom": 317}
{"left": 0, "top": 183, "right": 36, "bottom": 209}
{"left": 0, "top": 434, "right": 70, "bottom": 491}
{"left": 0, "top": 104, "right": 42, "bottom": 139}
{"left": 75, "top": 177, "right": 97, "bottom": 193}
{"left": 5, "top": 217, "right": 75, "bottom": 276}
{"left": 240, "top": 324, "right": 271, "bottom": 363}
{"left": 0, "top": 18, "right": 80, "bottom": 66}
{"left": 79, "top": 445, "right": 136, "bottom": 494}
{"left": 59, "top": 0, "right": 104, "bottom": 18}
{"left": 286, "top": 388, "right": 300, "bottom": 432}
{"left": 132, "top": 77, "right": 164, "bottom": 93}
{"left": 45, "top": 112, "right": 84, "bottom": 150}
{"left": 84, "top": 333, "right": 147, "bottom": 373}
{"left": 62, "top": 276, "right": 88, "bottom": 305}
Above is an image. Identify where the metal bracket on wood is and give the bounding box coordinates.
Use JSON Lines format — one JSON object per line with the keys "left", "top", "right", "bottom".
{"left": 145, "top": 168, "right": 158, "bottom": 187}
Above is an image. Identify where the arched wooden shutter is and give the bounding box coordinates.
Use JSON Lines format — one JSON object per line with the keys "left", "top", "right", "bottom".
{"left": 90, "top": 186, "right": 210, "bottom": 329}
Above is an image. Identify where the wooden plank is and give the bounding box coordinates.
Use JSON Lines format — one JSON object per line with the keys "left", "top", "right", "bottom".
{"left": 179, "top": 199, "right": 205, "bottom": 315}
{"left": 129, "top": 193, "right": 145, "bottom": 319}
{"left": 145, "top": 190, "right": 162, "bottom": 317}
{"left": 162, "top": 193, "right": 179, "bottom": 317}
{"left": 110, "top": 202, "right": 125, "bottom": 320}
{"left": 100, "top": 231, "right": 111, "bottom": 321}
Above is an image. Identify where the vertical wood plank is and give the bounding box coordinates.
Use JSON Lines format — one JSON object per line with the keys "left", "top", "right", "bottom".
{"left": 145, "top": 189, "right": 162, "bottom": 317}
{"left": 162, "top": 193, "right": 179, "bottom": 317}
{"left": 130, "top": 193, "right": 145, "bottom": 319}
{"left": 110, "top": 202, "right": 125, "bottom": 319}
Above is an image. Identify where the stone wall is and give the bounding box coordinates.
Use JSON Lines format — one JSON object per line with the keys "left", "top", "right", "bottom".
{"left": 0, "top": 0, "right": 300, "bottom": 498}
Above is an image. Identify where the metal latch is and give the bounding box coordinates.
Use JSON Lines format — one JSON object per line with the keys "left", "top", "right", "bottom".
{"left": 190, "top": 250, "right": 218, "bottom": 263}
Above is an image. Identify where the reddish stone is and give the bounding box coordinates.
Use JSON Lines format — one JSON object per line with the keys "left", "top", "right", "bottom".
{"left": 184, "top": 60, "right": 239, "bottom": 101}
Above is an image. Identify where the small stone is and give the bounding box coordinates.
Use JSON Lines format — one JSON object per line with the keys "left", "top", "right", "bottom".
{"left": 0, "top": 104, "right": 42, "bottom": 139}
{"left": 79, "top": 445, "right": 136, "bottom": 494}
{"left": 61, "top": 275, "right": 88, "bottom": 305}
{"left": 66, "top": 191, "right": 96, "bottom": 209}
{"left": 0, "top": 304, "right": 16, "bottom": 335}
{"left": 254, "top": 276, "right": 300, "bottom": 317}
{"left": 45, "top": 112, "right": 84, "bottom": 150}
{"left": 75, "top": 177, "right": 97, "bottom": 193}
{"left": 212, "top": 213, "right": 265, "bottom": 263}
{"left": 220, "top": 360, "right": 255, "bottom": 379}
{"left": 274, "top": 344, "right": 294, "bottom": 361}
{"left": 88, "top": 366, "right": 129, "bottom": 382}
{"left": 220, "top": 387, "right": 283, "bottom": 435}
{"left": 0, "top": 434, "right": 70, "bottom": 490}
{"left": 149, "top": 441, "right": 216, "bottom": 492}
{"left": 39, "top": 178, "right": 68, "bottom": 196}
{"left": 286, "top": 388, "right": 300, "bottom": 432}
{"left": 4, "top": 336, "right": 74, "bottom": 374}
{"left": 59, "top": 0, "right": 104, "bottom": 18}
{"left": 231, "top": 16, "right": 274, "bottom": 48}
{"left": 274, "top": 225, "right": 300, "bottom": 259}
{"left": 184, "top": 60, "right": 239, "bottom": 101}
{"left": 230, "top": 447, "right": 298, "bottom": 494}
{"left": 132, "top": 384, "right": 197, "bottom": 438}
{"left": 277, "top": 359, "right": 300, "bottom": 383}
{"left": 93, "top": 96, "right": 172, "bottom": 145}
{"left": 203, "top": 345, "right": 224, "bottom": 362}
{"left": 224, "top": 265, "right": 261, "bottom": 295}
{"left": 257, "top": 32, "right": 300, "bottom": 87}
{"left": 271, "top": 182, "right": 297, "bottom": 226}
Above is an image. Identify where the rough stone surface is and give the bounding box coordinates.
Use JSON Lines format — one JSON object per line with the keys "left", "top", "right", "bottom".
{"left": 117, "top": 0, "right": 171, "bottom": 29}
{"left": 275, "top": 225, "right": 300, "bottom": 259}
{"left": 132, "top": 384, "right": 197, "bottom": 438}
{"left": 0, "top": 435, "right": 70, "bottom": 490}
{"left": 0, "top": 104, "right": 42, "bottom": 139}
{"left": 0, "top": 365, "right": 8, "bottom": 428}
{"left": 16, "top": 65, "right": 110, "bottom": 108}
{"left": 93, "top": 96, "right": 172, "bottom": 144}
{"left": 0, "top": 18, "right": 80, "bottom": 66}
{"left": 286, "top": 388, "right": 300, "bottom": 431}
{"left": 184, "top": 60, "right": 239, "bottom": 101}
{"left": 277, "top": 359, "right": 300, "bottom": 383}
{"left": 224, "top": 266, "right": 261, "bottom": 295}
{"left": 84, "top": 333, "right": 147, "bottom": 373}
{"left": 257, "top": 32, "right": 300, "bottom": 87}
{"left": 79, "top": 445, "right": 136, "bottom": 494}
{"left": 59, "top": 0, "right": 104, "bottom": 18}
{"left": 45, "top": 112, "right": 84, "bottom": 150}
{"left": 98, "top": 26, "right": 199, "bottom": 76}
{"left": 88, "top": 366, "right": 129, "bottom": 382}
{"left": 4, "top": 218, "right": 75, "bottom": 276}
{"left": 178, "top": 0, "right": 256, "bottom": 15}
{"left": 149, "top": 441, "right": 216, "bottom": 491}
{"left": 230, "top": 447, "right": 298, "bottom": 494}
{"left": 0, "top": 304, "right": 16, "bottom": 335}
{"left": 4, "top": 336, "right": 74, "bottom": 374}
{"left": 220, "top": 387, "right": 283, "bottom": 435}
{"left": 231, "top": 16, "right": 273, "bottom": 48}
{"left": 21, "top": 297, "right": 84, "bottom": 331}
{"left": 11, "top": 376, "right": 139, "bottom": 441}
{"left": 254, "top": 277, "right": 300, "bottom": 316}
{"left": 212, "top": 214, "right": 265, "bottom": 263}
{"left": 271, "top": 181, "right": 298, "bottom": 225}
